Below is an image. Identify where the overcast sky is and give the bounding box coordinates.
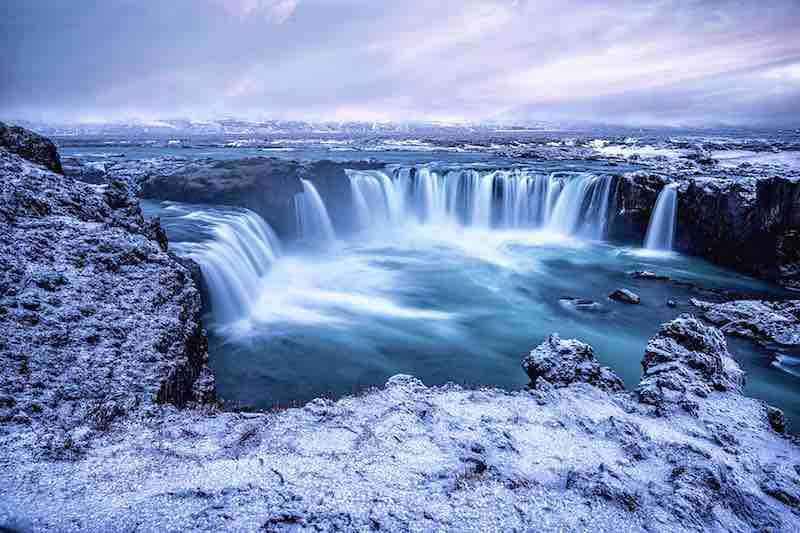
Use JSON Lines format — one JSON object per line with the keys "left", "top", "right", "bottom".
{"left": 2, "top": 0, "right": 799, "bottom": 126}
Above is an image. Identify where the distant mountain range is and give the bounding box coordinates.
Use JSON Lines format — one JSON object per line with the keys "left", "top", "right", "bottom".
{"left": 14, "top": 118, "right": 564, "bottom": 138}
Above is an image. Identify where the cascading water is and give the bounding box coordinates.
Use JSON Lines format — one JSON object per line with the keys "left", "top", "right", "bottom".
{"left": 644, "top": 183, "right": 678, "bottom": 251}
{"left": 177, "top": 209, "right": 282, "bottom": 324}
{"left": 295, "top": 179, "right": 336, "bottom": 242}
{"left": 347, "top": 167, "right": 615, "bottom": 238}
{"left": 347, "top": 170, "right": 403, "bottom": 230}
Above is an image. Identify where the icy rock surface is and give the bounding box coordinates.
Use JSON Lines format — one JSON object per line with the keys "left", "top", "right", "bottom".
{"left": 637, "top": 315, "right": 744, "bottom": 416}
{"left": 0, "top": 148, "right": 214, "bottom": 437}
{"left": 2, "top": 317, "right": 799, "bottom": 531}
{"left": 694, "top": 299, "right": 800, "bottom": 347}
{"left": 523, "top": 334, "right": 624, "bottom": 392}
{"left": 0, "top": 121, "right": 63, "bottom": 174}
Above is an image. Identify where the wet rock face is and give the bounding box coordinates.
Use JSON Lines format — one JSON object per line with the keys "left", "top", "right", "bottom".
{"left": 636, "top": 315, "right": 744, "bottom": 415}
{"left": 522, "top": 334, "right": 624, "bottom": 392}
{"left": 0, "top": 148, "right": 214, "bottom": 432}
{"left": 0, "top": 122, "right": 63, "bottom": 174}
{"left": 138, "top": 157, "right": 304, "bottom": 237}
{"left": 608, "top": 172, "right": 670, "bottom": 243}
{"left": 609, "top": 172, "right": 800, "bottom": 289}
{"left": 137, "top": 157, "right": 383, "bottom": 238}
{"left": 755, "top": 176, "right": 800, "bottom": 288}
{"left": 676, "top": 177, "right": 758, "bottom": 271}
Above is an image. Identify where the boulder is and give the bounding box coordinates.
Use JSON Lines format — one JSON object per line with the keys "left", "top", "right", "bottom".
{"left": 609, "top": 288, "right": 640, "bottom": 304}
{"left": 522, "top": 334, "right": 624, "bottom": 392}
{"left": 629, "top": 270, "right": 669, "bottom": 281}
{"left": 0, "top": 122, "right": 63, "bottom": 174}
{"left": 636, "top": 315, "right": 744, "bottom": 415}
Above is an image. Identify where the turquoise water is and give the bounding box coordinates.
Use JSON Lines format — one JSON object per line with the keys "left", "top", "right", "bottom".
{"left": 144, "top": 196, "right": 796, "bottom": 428}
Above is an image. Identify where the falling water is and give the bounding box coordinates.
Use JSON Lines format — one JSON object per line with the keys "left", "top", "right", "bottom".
{"left": 347, "top": 167, "right": 615, "bottom": 238}
{"left": 644, "top": 183, "right": 679, "bottom": 251}
{"left": 347, "top": 170, "right": 403, "bottom": 230}
{"left": 295, "top": 179, "right": 336, "bottom": 242}
{"left": 178, "top": 209, "right": 282, "bottom": 324}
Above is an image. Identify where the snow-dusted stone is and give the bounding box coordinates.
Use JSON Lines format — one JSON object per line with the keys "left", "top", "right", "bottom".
{"left": 609, "top": 288, "right": 641, "bottom": 304}
{"left": 629, "top": 270, "right": 669, "bottom": 281}
{"left": 0, "top": 122, "right": 63, "bottom": 174}
{"left": 696, "top": 299, "right": 800, "bottom": 346}
{"left": 0, "top": 147, "right": 214, "bottom": 437}
{"left": 636, "top": 315, "right": 744, "bottom": 415}
{"left": 522, "top": 334, "right": 625, "bottom": 392}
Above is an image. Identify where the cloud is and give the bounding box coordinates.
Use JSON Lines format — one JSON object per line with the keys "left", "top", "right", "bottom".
{"left": 2, "top": 0, "right": 799, "bottom": 125}
{"left": 212, "top": 0, "right": 299, "bottom": 23}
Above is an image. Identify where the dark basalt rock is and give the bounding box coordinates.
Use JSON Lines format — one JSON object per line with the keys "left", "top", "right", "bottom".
{"left": 0, "top": 122, "right": 63, "bottom": 174}
{"left": 522, "top": 333, "right": 625, "bottom": 392}
{"left": 609, "top": 171, "right": 800, "bottom": 289}
{"left": 675, "top": 177, "right": 759, "bottom": 275}
{"left": 607, "top": 172, "right": 671, "bottom": 243}
{"left": 61, "top": 156, "right": 109, "bottom": 184}
{"left": 137, "top": 157, "right": 382, "bottom": 238}
{"left": 636, "top": 315, "right": 744, "bottom": 415}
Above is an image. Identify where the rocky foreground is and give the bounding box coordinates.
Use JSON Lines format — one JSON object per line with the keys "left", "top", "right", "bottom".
{"left": 2, "top": 314, "right": 800, "bottom": 531}
{"left": 2, "top": 127, "right": 800, "bottom": 531}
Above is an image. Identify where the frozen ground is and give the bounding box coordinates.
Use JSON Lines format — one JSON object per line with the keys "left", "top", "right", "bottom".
{"left": 2, "top": 319, "right": 800, "bottom": 532}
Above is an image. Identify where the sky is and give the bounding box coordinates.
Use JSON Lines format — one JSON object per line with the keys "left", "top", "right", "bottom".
{"left": 2, "top": 0, "right": 799, "bottom": 126}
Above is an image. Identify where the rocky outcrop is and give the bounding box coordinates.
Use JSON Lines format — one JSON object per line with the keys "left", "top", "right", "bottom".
{"left": 0, "top": 122, "right": 63, "bottom": 174}
{"left": 607, "top": 172, "right": 671, "bottom": 243}
{"left": 2, "top": 317, "right": 799, "bottom": 531}
{"left": 754, "top": 176, "right": 800, "bottom": 287}
{"left": 675, "top": 176, "right": 758, "bottom": 273}
{"left": 137, "top": 157, "right": 382, "bottom": 238}
{"left": 609, "top": 171, "right": 800, "bottom": 289}
{"left": 0, "top": 146, "right": 214, "bottom": 435}
{"left": 692, "top": 299, "right": 800, "bottom": 346}
{"left": 522, "top": 334, "right": 624, "bottom": 392}
{"left": 636, "top": 315, "right": 744, "bottom": 416}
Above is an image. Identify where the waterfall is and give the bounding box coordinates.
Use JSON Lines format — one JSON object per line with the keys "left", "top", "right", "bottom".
{"left": 295, "top": 179, "right": 336, "bottom": 242}
{"left": 347, "top": 167, "right": 615, "bottom": 238}
{"left": 179, "top": 209, "right": 282, "bottom": 324}
{"left": 347, "top": 170, "right": 403, "bottom": 230}
{"left": 644, "top": 183, "right": 678, "bottom": 251}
